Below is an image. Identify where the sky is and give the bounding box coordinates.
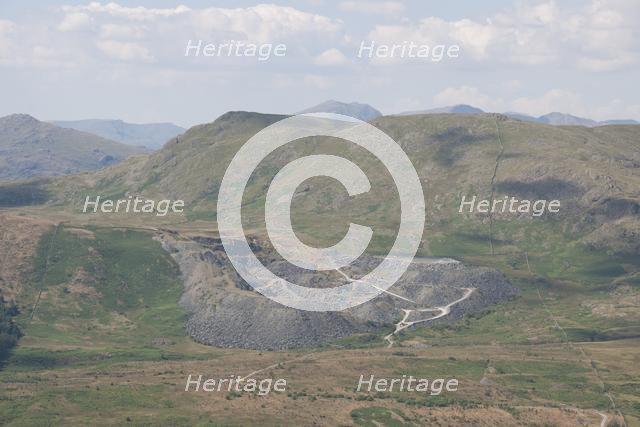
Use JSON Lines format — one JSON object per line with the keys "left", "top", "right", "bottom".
{"left": 0, "top": 0, "right": 638, "bottom": 127}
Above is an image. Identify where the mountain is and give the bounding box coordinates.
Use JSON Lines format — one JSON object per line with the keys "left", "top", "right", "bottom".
{"left": 2, "top": 111, "right": 639, "bottom": 424}
{"left": 399, "top": 104, "right": 484, "bottom": 115}
{"left": 17, "top": 110, "right": 637, "bottom": 345}
{"left": 397, "top": 106, "right": 638, "bottom": 127}
{"left": 33, "top": 111, "right": 639, "bottom": 261}
{"left": 52, "top": 119, "right": 185, "bottom": 149}
{"left": 297, "top": 100, "right": 382, "bottom": 121}
{"left": 503, "top": 112, "right": 539, "bottom": 123}
{"left": 537, "top": 112, "right": 598, "bottom": 127}
{"left": 0, "top": 114, "right": 144, "bottom": 181}
{"left": 505, "top": 112, "right": 640, "bottom": 127}
{"left": 601, "top": 119, "right": 640, "bottom": 125}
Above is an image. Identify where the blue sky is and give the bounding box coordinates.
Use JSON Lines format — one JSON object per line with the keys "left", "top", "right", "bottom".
{"left": 1, "top": 0, "right": 638, "bottom": 127}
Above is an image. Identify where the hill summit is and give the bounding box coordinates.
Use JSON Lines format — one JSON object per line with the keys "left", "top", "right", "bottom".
{"left": 297, "top": 100, "right": 382, "bottom": 121}
{"left": 0, "top": 114, "right": 144, "bottom": 181}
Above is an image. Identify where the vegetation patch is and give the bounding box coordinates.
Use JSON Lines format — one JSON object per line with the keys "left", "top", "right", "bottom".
{"left": 432, "top": 127, "right": 492, "bottom": 167}
{"left": 351, "top": 406, "right": 415, "bottom": 426}
{"left": 0, "top": 181, "right": 50, "bottom": 207}
{"left": 0, "top": 291, "right": 21, "bottom": 366}
{"left": 495, "top": 178, "right": 584, "bottom": 200}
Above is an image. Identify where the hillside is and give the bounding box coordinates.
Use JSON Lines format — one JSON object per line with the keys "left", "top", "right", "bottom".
{"left": 297, "top": 100, "right": 382, "bottom": 121}
{"left": 0, "top": 114, "right": 144, "bottom": 181}
{"left": 52, "top": 119, "right": 185, "bottom": 149}
{"left": 36, "top": 112, "right": 639, "bottom": 268}
{"left": 1, "top": 112, "right": 639, "bottom": 424}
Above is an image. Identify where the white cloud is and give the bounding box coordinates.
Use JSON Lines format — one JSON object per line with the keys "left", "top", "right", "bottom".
{"left": 510, "top": 88, "right": 640, "bottom": 121}
{"left": 99, "top": 23, "right": 147, "bottom": 40}
{"left": 511, "top": 89, "right": 584, "bottom": 117}
{"left": 2, "top": 1, "right": 639, "bottom": 123}
{"left": 30, "top": 45, "right": 75, "bottom": 68}
{"left": 0, "top": 19, "right": 77, "bottom": 68}
{"left": 0, "top": 19, "right": 16, "bottom": 53}
{"left": 339, "top": 1, "right": 405, "bottom": 15}
{"left": 0, "top": 20, "right": 17, "bottom": 65}
{"left": 0, "top": 19, "right": 15, "bottom": 33}
{"left": 50, "top": 3, "right": 345, "bottom": 67}
{"left": 364, "top": 0, "right": 639, "bottom": 70}
{"left": 96, "top": 40, "right": 154, "bottom": 62}
{"left": 314, "top": 48, "right": 348, "bottom": 66}
{"left": 577, "top": 55, "right": 637, "bottom": 72}
{"left": 60, "top": 3, "right": 342, "bottom": 43}
{"left": 429, "top": 86, "right": 640, "bottom": 121}
{"left": 57, "top": 12, "right": 92, "bottom": 32}
{"left": 61, "top": 3, "right": 191, "bottom": 21}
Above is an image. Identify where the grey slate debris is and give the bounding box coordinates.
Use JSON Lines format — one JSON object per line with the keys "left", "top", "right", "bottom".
{"left": 157, "top": 233, "right": 518, "bottom": 350}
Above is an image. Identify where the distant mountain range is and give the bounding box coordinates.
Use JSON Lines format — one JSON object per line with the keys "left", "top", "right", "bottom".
{"left": 0, "top": 114, "right": 144, "bottom": 181}
{"left": 297, "top": 100, "right": 382, "bottom": 121}
{"left": 52, "top": 119, "right": 185, "bottom": 149}
{"left": 503, "top": 111, "right": 639, "bottom": 127}
{"left": 2, "top": 103, "right": 635, "bottom": 183}
{"left": 395, "top": 104, "right": 639, "bottom": 127}
{"left": 298, "top": 101, "right": 638, "bottom": 126}
{"left": 398, "top": 104, "right": 485, "bottom": 115}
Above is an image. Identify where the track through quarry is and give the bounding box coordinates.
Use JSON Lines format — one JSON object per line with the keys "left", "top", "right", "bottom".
{"left": 384, "top": 287, "right": 475, "bottom": 348}
{"left": 334, "top": 267, "right": 476, "bottom": 348}
{"left": 238, "top": 285, "right": 477, "bottom": 381}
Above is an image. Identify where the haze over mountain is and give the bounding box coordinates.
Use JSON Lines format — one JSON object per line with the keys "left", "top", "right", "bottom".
{"left": 52, "top": 119, "right": 185, "bottom": 149}
{"left": 398, "top": 104, "right": 639, "bottom": 127}
{"left": 398, "top": 104, "right": 484, "bottom": 115}
{"left": 297, "top": 100, "right": 382, "bottom": 121}
{"left": 503, "top": 112, "right": 602, "bottom": 127}
{"left": 0, "top": 114, "right": 144, "bottom": 181}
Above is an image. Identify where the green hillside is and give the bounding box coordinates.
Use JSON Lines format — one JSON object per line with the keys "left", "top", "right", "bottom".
{"left": 1, "top": 112, "right": 639, "bottom": 425}
{"left": 30, "top": 111, "right": 640, "bottom": 284}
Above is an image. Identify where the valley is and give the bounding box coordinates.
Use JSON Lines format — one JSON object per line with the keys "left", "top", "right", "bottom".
{"left": 2, "top": 0, "right": 638, "bottom": 424}
{"left": 0, "top": 111, "right": 638, "bottom": 425}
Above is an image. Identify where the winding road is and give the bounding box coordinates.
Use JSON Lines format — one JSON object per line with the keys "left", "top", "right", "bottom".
{"left": 333, "top": 266, "right": 475, "bottom": 348}
{"left": 384, "top": 287, "right": 475, "bottom": 348}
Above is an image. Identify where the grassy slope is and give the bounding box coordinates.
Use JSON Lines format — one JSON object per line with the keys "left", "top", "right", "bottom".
{"left": 30, "top": 113, "right": 639, "bottom": 259}
{"left": 0, "top": 113, "right": 638, "bottom": 425}
{"left": 5, "top": 226, "right": 215, "bottom": 373}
